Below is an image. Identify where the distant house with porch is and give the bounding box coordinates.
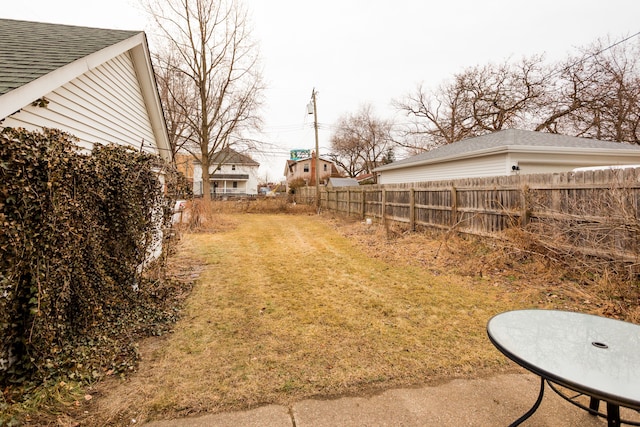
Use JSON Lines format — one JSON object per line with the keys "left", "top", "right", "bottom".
{"left": 193, "top": 148, "right": 260, "bottom": 198}
{"left": 375, "top": 129, "right": 640, "bottom": 184}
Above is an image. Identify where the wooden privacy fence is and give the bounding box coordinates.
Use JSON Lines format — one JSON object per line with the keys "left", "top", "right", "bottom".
{"left": 297, "top": 169, "right": 640, "bottom": 264}
{"left": 320, "top": 179, "right": 526, "bottom": 233}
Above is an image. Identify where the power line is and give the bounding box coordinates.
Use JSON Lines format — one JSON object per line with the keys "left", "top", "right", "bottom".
{"left": 261, "top": 124, "right": 309, "bottom": 133}
{"left": 550, "top": 30, "right": 640, "bottom": 78}
{"left": 589, "top": 30, "right": 640, "bottom": 57}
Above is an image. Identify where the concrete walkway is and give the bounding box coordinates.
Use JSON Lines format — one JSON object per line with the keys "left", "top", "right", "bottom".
{"left": 144, "top": 373, "right": 637, "bottom": 426}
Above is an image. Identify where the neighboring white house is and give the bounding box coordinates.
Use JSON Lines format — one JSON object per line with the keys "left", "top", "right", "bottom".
{"left": 0, "top": 18, "right": 171, "bottom": 164}
{"left": 0, "top": 18, "right": 172, "bottom": 263}
{"left": 192, "top": 148, "right": 260, "bottom": 198}
{"left": 375, "top": 129, "right": 640, "bottom": 184}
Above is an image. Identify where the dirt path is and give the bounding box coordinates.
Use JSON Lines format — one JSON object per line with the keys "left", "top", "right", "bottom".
{"left": 80, "top": 214, "right": 533, "bottom": 425}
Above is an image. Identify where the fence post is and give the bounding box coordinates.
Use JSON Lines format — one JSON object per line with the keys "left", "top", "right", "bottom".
{"left": 381, "top": 188, "right": 387, "bottom": 224}
{"left": 410, "top": 188, "right": 416, "bottom": 231}
{"left": 551, "top": 173, "right": 561, "bottom": 212}
{"left": 520, "top": 185, "right": 530, "bottom": 227}
{"left": 347, "top": 189, "right": 351, "bottom": 216}
{"left": 361, "top": 189, "right": 366, "bottom": 219}
{"left": 450, "top": 186, "right": 457, "bottom": 226}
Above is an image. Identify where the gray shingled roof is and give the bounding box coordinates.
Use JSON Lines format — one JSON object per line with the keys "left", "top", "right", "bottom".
{"left": 328, "top": 177, "right": 358, "bottom": 187}
{"left": 0, "top": 18, "right": 140, "bottom": 96}
{"left": 377, "top": 129, "right": 640, "bottom": 171}
{"left": 210, "top": 148, "right": 260, "bottom": 166}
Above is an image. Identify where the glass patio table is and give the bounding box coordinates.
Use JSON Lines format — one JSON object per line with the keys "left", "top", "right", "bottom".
{"left": 487, "top": 309, "right": 640, "bottom": 427}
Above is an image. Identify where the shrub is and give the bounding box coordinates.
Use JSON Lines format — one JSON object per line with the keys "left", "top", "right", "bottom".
{"left": 0, "top": 127, "right": 173, "bottom": 386}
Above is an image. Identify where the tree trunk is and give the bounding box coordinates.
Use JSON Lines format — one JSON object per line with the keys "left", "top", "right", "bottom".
{"left": 200, "top": 154, "right": 211, "bottom": 199}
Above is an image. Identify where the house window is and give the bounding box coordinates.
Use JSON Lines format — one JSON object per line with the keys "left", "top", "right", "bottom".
{"left": 232, "top": 165, "right": 236, "bottom": 171}
{"left": 323, "top": 164, "right": 327, "bottom": 172}
{"left": 233, "top": 181, "right": 238, "bottom": 188}
{"left": 303, "top": 163, "right": 309, "bottom": 173}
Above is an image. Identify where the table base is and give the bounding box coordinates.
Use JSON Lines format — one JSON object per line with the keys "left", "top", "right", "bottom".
{"left": 508, "top": 377, "right": 545, "bottom": 426}
{"left": 547, "top": 382, "right": 640, "bottom": 427}
{"left": 511, "top": 378, "right": 640, "bottom": 427}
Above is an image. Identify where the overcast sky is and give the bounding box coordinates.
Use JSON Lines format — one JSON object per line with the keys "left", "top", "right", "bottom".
{"left": 3, "top": 0, "right": 640, "bottom": 180}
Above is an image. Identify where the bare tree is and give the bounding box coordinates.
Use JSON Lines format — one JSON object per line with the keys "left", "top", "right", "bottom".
{"left": 459, "top": 56, "right": 548, "bottom": 132}
{"left": 152, "top": 45, "right": 194, "bottom": 162}
{"left": 532, "top": 58, "right": 595, "bottom": 135}
{"left": 396, "top": 36, "right": 640, "bottom": 150}
{"left": 329, "top": 104, "right": 395, "bottom": 178}
{"left": 540, "top": 36, "right": 640, "bottom": 144}
{"left": 395, "top": 56, "right": 548, "bottom": 150}
{"left": 393, "top": 80, "right": 474, "bottom": 150}
{"left": 145, "top": 0, "right": 264, "bottom": 197}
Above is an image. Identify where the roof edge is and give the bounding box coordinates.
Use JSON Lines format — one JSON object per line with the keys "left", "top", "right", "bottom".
{"left": 0, "top": 32, "right": 143, "bottom": 120}
{"left": 375, "top": 146, "right": 510, "bottom": 171}
{"left": 375, "top": 144, "right": 640, "bottom": 172}
{"left": 129, "top": 34, "right": 172, "bottom": 163}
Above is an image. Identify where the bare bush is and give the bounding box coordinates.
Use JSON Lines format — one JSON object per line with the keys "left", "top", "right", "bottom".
{"left": 177, "top": 198, "right": 315, "bottom": 232}
{"left": 496, "top": 171, "right": 640, "bottom": 320}
{"left": 522, "top": 172, "right": 640, "bottom": 277}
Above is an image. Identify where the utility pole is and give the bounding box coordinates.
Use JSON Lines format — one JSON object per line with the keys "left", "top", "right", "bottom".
{"left": 309, "top": 88, "right": 320, "bottom": 209}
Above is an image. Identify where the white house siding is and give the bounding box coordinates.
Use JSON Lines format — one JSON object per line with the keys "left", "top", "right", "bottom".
{"left": 379, "top": 154, "right": 508, "bottom": 184}
{"left": 380, "top": 150, "right": 640, "bottom": 185}
{"left": 2, "top": 52, "right": 158, "bottom": 157}
{"left": 376, "top": 130, "right": 640, "bottom": 185}
{"left": 193, "top": 162, "right": 260, "bottom": 196}
{"left": 514, "top": 151, "right": 640, "bottom": 175}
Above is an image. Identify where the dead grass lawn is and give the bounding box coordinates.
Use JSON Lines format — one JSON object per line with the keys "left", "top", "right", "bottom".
{"left": 78, "top": 211, "right": 631, "bottom": 425}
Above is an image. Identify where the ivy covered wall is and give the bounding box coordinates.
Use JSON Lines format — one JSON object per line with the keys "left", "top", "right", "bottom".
{"left": 0, "top": 127, "right": 174, "bottom": 385}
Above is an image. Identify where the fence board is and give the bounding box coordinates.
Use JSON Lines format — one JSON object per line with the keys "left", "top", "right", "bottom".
{"left": 297, "top": 168, "right": 640, "bottom": 264}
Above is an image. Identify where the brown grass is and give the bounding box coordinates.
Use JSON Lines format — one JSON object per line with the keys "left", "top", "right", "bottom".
{"left": 324, "top": 215, "right": 637, "bottom": 320}
{"left": 72, "top": 211, "right": 584, "bottom": 425}
{"left": 62, "top": 206, "right": 638, "bottom": 425}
